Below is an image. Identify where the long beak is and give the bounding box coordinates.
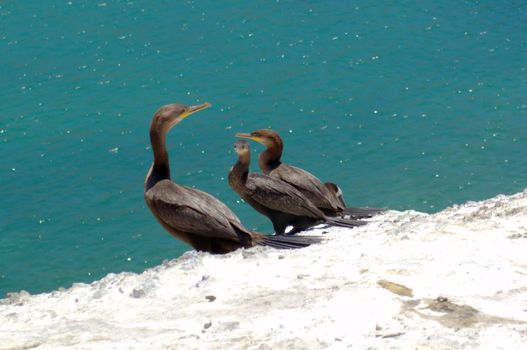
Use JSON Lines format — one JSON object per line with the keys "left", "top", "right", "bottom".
{"left": 235, "top": 132, "right": 252, "bottom": 139}
{"left": 188, "top": 102, "right": 211, "bottom": 114}
{"left": 170, "top": 102, "right": 211, "bottom": 129}
{"left": 183, "top": 102, "right": 211, "bottom": 119}
{"left": 235, "top": 132, "right": 265, "bottom": 145}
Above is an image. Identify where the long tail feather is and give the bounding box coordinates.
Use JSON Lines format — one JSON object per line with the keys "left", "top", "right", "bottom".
{"left": 342, "top": 207, "right": 385, "bottom": 219}
{"left": 325, "top": 216, "right": 367, "bottom": 229}
{"left": 258, "top": 234, "right": 321, "bottom": 249}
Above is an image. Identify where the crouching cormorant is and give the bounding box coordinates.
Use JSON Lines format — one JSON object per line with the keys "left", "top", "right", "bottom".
{"left": 235, "top": 129, "right": 383, "bottom": 218}
{"left": 144, "top": 103, "right": 317, "bottom": 254}
{"left": 228, "top": 140, "right": 366, "bottom": 235}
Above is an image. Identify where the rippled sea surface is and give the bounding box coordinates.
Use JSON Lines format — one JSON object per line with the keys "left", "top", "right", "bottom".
{"left": 1, "top": 1, "right": 526, "bottom": 295}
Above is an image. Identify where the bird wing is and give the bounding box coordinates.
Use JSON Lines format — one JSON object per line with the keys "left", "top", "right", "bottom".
{"left": 246, "top": 173, "right": 323, "bottom": 218}
{"left": 146, "top": 180, "right": 246, "bottom": 241}
{"left": 270, "top": 164, "right": 342, "bottom": 211}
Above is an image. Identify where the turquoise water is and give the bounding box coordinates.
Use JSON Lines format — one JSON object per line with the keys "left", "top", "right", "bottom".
{"left": 1, "top": 1, "right": 526, "bottom": 296}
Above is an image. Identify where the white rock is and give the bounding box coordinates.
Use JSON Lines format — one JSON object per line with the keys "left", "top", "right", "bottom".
{"left": 1, "top": 190, "right": 527, "bottom": 349}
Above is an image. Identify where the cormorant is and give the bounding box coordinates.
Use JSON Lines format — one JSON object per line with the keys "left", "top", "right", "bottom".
{"left": 235, "top": 129, "right": 383, "bottom": 218}
{"left": 228, "top": 140, "right": 366, "bottom": 235}
{"left": 144, "top": 103, "right": 317, "bottom": 254}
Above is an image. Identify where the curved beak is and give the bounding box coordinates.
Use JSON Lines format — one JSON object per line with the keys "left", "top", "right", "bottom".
{"left": 235, "top": 132, "right": 252, "bottom": 139}
{"left": 183, "top": 102, "right": 211, "bottom": 119}
{"left": 236, "top": 132, "right": 265, "bottom": 145}
{"left": 177, "top": 102, "right": 211, "bottom": 123}
{"left": 168, "top": 102, "right": 212, "bottom": 130}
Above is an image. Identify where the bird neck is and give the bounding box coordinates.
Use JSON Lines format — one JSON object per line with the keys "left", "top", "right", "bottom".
{"left": 145, "top": 129, "right": 171, "bottom": 191}
{"left": 259, "top": 145, "right": 282, "bottom": 174}
{"left": 229, "top": 153, "right": 250, "bottom": 190}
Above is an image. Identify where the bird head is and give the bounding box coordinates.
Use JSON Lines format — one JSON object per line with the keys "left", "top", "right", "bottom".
{"left": 235, "top": 129, "right": 283, "bottom": 150}
{"left": 233, "top": 139, "right": 250, "bottom": 156}
{"left": 151, "top": 102, "right": 211, "bottom": 134}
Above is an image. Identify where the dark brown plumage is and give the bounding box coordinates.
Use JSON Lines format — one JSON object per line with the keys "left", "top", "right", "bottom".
{"left": 235, "top": 129, "right": 384, "bottom": 218}
{"left": 144, "top": 103, "right": 317, "bottom": 254}
{"left": 228, "top": 140, "right": 366, "bottom": 235}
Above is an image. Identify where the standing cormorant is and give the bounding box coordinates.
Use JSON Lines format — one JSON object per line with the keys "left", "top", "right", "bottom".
{"left": 144, "top": 103, "right": 317, "bottom": 254}
{"left": 228, "top": 140, "right": 366, "bottom": 235}
{"left": 235, "top": 129, "right": 383, "bottom": 218}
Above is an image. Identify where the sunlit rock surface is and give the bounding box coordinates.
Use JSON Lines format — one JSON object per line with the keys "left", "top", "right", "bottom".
{"left": 1, "top": 191, "right": 527, "bottom": 349}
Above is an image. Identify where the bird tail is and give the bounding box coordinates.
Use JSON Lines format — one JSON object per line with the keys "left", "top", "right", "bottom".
{"left": 342, "top": 207, "right": 385, "bottom": 219}
{"left": 325, "top": 216, "right": 367, "bottom": 229}
{"left": 254, "top": 233, "right": 321, "bottom": 250}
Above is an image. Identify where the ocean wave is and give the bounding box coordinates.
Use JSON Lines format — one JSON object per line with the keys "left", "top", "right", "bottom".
{"left": 1, "top": 190, "right": 527, "bottom": 349}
